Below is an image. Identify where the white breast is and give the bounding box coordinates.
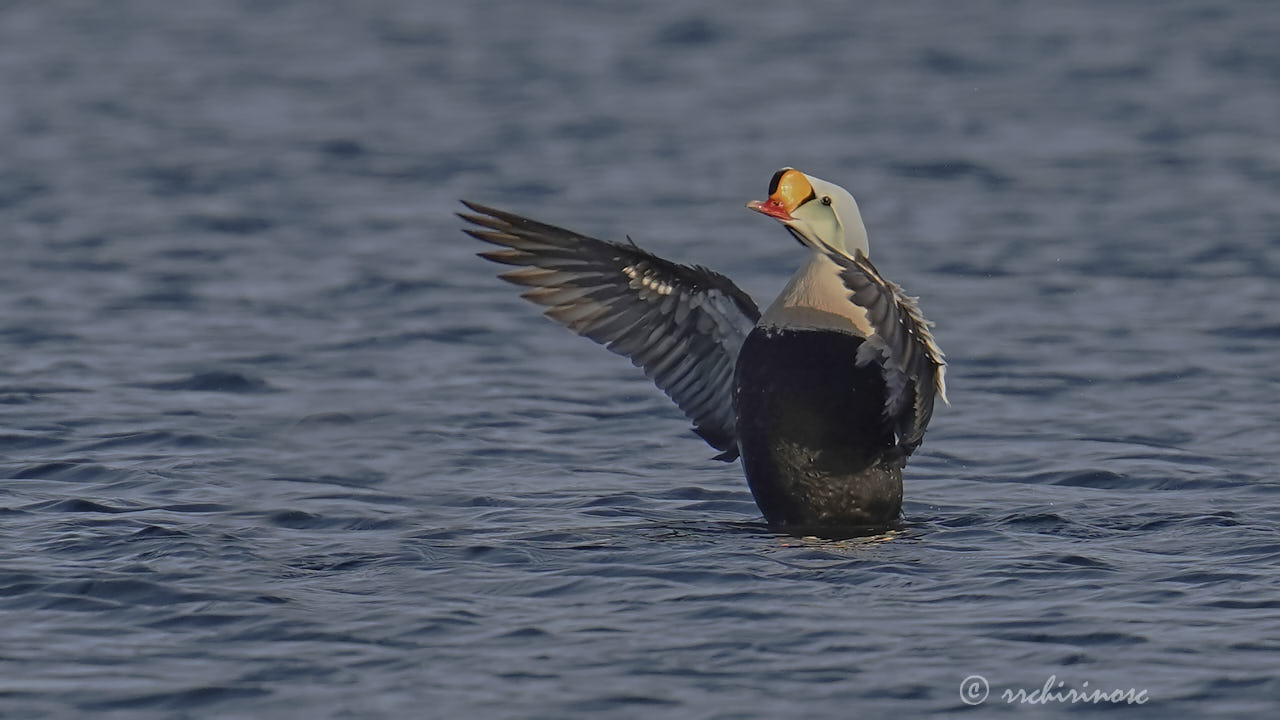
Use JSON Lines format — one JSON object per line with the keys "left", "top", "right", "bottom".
{"left": 759, "top": 252, "right": 873, "bottom": 336}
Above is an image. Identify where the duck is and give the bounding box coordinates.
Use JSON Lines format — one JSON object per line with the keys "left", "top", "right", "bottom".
{"left": 460, "top": 168, "right": 946, "bottom": 531}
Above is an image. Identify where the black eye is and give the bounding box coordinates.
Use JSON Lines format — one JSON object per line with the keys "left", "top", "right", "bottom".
{"left": 821, "top": 196, "right": 832, "bottom": 206}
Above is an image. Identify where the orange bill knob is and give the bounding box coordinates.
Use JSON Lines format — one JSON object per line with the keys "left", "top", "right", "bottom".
{"left": 746, "top": 169, "right": 815, "bottom": 221}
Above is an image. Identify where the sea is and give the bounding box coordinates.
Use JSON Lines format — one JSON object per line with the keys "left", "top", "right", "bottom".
{"left": 2, "top": 1, "right": 1278, "bottom": 717}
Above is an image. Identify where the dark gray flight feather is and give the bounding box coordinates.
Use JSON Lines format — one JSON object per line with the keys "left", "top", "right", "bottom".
{"left": 829, "top": 248, "right": 948, "bottom": 459}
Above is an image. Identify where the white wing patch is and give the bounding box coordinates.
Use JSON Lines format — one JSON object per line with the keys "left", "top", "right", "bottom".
{"left": 622, "top": 263, "right": 677, "bottom": 296}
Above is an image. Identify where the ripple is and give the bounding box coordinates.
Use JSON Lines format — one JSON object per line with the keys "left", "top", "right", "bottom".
{"left": 181, "top": 213, "right": 275, "bottom": 235}
{"left": 141, "top": 371, "right": 275, "bottom": 393}
{"left": 78, "top": 686, "right": 273, "bottom": 713}
{"left": 890, "top": 159, "right": 1011, "bottom": 188}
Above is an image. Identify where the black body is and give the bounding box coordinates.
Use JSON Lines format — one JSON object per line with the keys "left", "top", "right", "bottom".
{"left": 734, "top": 326, "right": 903, "bottom": 529}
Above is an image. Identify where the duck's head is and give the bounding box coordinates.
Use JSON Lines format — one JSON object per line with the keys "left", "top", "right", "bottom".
{"left": 746, "top": 168, "right": 869, "bottom": 258}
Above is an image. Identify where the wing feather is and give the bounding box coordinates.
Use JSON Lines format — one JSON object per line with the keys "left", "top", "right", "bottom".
{"left": 829, "top": 249, "right": 947, "bottom": 457}
{"left": 460, "top": 201, "right": 760, "bottom": 459}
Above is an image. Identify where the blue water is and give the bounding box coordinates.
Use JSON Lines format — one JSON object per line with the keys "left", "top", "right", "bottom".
{"left": 2, "top": 1, "right": 1279, "bottom": 717}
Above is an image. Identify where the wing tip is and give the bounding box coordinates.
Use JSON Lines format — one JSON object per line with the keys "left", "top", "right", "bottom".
{"left": 459, "top": 199, "right": 495, "bottom": 215}
{"left": 712, "top": 448, "right": 739, "bottom": 462}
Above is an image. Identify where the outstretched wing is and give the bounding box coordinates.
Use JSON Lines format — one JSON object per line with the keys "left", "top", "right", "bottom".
{"left": 460, "top": 201, "right": 761, "bottom": 460}
{"left": 829, "top": 248, "right": 947, "bottom": 457}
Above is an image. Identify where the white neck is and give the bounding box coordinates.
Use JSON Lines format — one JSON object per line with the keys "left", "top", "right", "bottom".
{"left": 759, "top": 252, "right": 872, "bottom": 335}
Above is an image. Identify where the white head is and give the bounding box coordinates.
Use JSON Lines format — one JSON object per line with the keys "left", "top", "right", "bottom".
{"left": 746, "top": 168, "right": 870, "bottom": 258}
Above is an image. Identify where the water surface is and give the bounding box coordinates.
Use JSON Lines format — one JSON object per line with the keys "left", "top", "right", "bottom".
{"left": 2, "top": 1, "right": 1278, "bottom": 717}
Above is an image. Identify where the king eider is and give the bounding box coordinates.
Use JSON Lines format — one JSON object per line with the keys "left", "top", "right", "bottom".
{"left": 460, "top": 168, "right": 947, "bottom": 531}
